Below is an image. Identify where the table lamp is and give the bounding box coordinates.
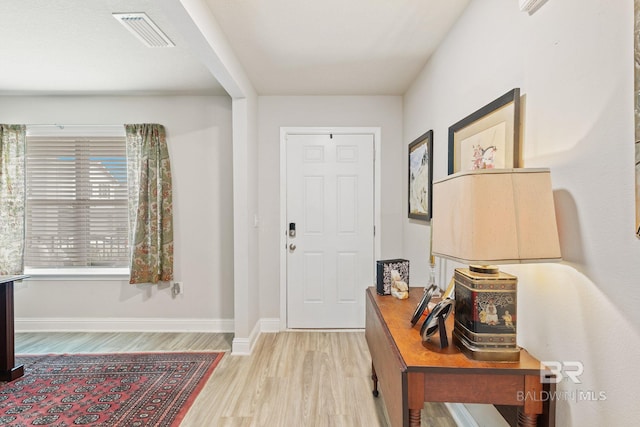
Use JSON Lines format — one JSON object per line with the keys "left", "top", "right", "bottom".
{"left": 431, "top": 168, "right": 561, "bottom": 361}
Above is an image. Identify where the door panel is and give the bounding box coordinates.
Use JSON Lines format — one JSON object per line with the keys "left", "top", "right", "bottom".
{"left": 336, "top": 252, "right": 357, "bottom": 302}
{"left": 304, "top": 176, "right": 324, "bottom": 234}
{"left": 303, "top": 252, "right": 324, "bottom": 303}
{"left": 286, "top": 133, "right": 374, "bottom": 328}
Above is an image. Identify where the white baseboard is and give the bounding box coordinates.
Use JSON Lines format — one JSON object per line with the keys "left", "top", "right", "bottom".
{"left": 260, "top": 318, "right": 281, "bottom": 333}
{"left": 231, "top": 319, "right": 260, "bottom": 355}
{"left": 445, "top": 403, "right": 479, "bottom": 427}
{"left": 17, "top": 316, "right": 283, "bottom": 356}
{"left": 231, "top": 317, "right": 281, "bottom": 355}
{"left": 454, "top": 404, "right": 510, "bottom": 427}
{"left": 230, "top": 337, "right": 251, "bottom": 355}
{"left": 15, "top": 317, "right": 234, "bottom": 333}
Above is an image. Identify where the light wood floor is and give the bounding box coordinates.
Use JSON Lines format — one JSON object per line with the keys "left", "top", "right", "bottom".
{"left": 15, "top": 331, "right": 457, "bottom": 427}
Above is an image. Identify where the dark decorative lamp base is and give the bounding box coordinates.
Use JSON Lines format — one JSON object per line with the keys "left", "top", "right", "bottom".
{"left": 452, "top": 330, "right": 520, "bottom": 362}
{"left": 453, "top": 267, "right": 520, "bottom": 362}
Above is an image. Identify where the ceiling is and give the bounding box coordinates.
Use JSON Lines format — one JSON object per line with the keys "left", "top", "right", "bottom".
{"left": 0, "top": 0, "right": 470, "bottom": 97}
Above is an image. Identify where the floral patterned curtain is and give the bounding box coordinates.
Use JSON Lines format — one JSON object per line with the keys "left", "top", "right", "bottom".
{"left": 125, "top": 124, "right": 174, "bottom": 284}
{"left": 0, "top": 125, "right": 26, "bottom": 275}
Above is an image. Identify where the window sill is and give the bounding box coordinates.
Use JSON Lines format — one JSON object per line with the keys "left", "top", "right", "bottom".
{"left": 23, "top": 268, "right": 130, "bottom": 281}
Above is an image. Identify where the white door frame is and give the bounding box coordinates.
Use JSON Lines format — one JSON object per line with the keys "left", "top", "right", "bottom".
{"left": 280, "top": 126, "right": 382, "bottom": 330}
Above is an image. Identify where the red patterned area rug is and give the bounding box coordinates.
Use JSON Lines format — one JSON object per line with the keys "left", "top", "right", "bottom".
{"left": 0, "top": 352, "right": 224, "bottom": 426}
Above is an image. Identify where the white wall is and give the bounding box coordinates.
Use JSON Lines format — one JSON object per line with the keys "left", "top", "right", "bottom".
{"left": 404, "top": 0, "right": 640, "bottom": 426}
{"left": 0, "top": 95, "right": 235, "bottom": 331}
{"left": 257, "top": 96, "right": 404, "bottom": 319}
{"left": 231, "top": 95, "right": 262, "bottom": 353}
{"left": 157, "top": 0, "right": 262, "bottom": 352}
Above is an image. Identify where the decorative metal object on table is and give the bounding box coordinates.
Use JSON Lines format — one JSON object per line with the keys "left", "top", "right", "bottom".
{"left": 410, "top": 285, "right": 438, "bottom": 326}
{"left": 453, "top": 267, "right": 518, "bottom": 358}
{"left": 411, "top": 232, "right": 451, "bottom": 346}
{"left": 420, "top": 298, "right": 454, "bottom": 348}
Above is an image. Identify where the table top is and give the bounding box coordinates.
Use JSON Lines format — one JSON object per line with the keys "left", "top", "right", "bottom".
{"left": 0, "top": 275, "right": 28, "bottom": 285}
{"left": 367, "top": 287, "right": 545, "bottom": 375}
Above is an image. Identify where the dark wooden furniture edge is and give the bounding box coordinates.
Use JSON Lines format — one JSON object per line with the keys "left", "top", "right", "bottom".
{"left": 366, "top": 287, "right": 407, "bottom": 371}
{"left": 1, "top": 275, "right": 28, "bottom": 382}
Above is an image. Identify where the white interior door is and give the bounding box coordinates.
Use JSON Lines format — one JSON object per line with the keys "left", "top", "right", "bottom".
{"left": 286, "top": 133, "right": 374, "bottom": 328}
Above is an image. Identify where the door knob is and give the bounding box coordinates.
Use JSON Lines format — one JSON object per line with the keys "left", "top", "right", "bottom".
{"left": 289, "top": 243, "right": 296, "bottom": 251}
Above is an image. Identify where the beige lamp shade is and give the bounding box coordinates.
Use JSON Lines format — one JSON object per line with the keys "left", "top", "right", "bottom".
{"left": 432, "top": 168, "right": 561, "bottom": 265}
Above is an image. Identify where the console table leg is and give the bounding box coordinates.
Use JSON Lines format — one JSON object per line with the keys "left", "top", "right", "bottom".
{"left": 1, "top": 279, "right": 24, "bottom": 382}
{"left": 409, "top": 409, "right": 421, "bottom": 427}
{"left": 517, "top": 411, "right": 538, "bottom": 427}
{"left": 371, "top": 362, "right": 379, "bottom": 397}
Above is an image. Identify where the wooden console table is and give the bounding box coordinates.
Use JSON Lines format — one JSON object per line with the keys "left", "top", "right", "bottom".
{"left": 365, "top": 287, "right": 555, "bottom": 427}
{"left": 1, "top": 275, "right": 28, "bottom": 381}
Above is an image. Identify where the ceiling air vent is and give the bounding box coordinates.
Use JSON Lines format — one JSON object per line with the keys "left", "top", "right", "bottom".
{"left": 113, "top": 13, "right": 174, "bottom": 48}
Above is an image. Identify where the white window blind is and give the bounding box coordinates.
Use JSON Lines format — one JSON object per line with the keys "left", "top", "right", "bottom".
{"left": 25, "top": 136, "right": 129, "bottom": 268}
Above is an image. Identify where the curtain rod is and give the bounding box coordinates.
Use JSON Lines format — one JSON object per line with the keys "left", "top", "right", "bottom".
{"left": 26, "top": 124, "right": 126, "bottom": 137}
{"left": 26, "top": 124, "right": 124, "bottom": 128}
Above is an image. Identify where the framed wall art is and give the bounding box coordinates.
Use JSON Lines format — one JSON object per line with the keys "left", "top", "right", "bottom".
{"left": 408, "top": 130, "right": 433, "bottom": 221}
{"left": 448, "top": 88, "right": 521, "bottom": 175}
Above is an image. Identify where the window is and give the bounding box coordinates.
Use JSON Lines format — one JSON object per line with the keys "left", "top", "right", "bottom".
{"left": 25, "top": 134, "right": 129, "bottom": 269}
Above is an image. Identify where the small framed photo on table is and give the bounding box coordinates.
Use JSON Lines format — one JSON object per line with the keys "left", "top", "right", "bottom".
{"left": 448, "top": 88, "right": 521, "bottom": 174}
